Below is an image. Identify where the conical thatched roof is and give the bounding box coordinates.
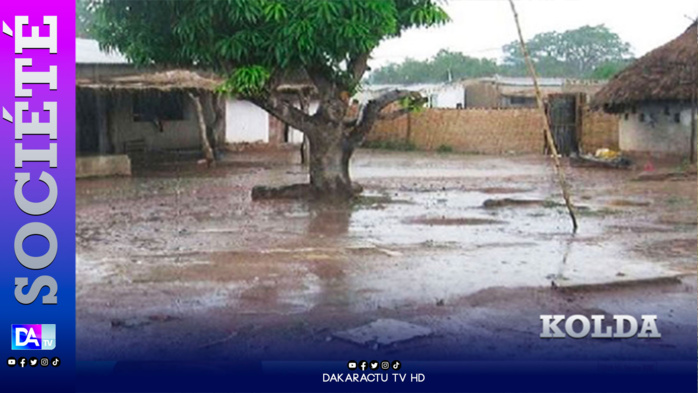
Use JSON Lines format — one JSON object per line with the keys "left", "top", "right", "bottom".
{"left": 592, "top": 22, "right": 697, "bottom": 112}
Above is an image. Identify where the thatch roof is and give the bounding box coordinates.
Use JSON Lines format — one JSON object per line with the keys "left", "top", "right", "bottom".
{"left": 77, "top": 68, "right": 315, "bottom": 95}
{"left": 76, "top": 70, "right": 224, "bottom": 91}
{"left": 592, "top": 22, "right": 697, "bottom": 112}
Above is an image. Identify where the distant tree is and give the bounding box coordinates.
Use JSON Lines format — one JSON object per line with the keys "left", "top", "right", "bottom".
{"left": 502, "top": 25, "right": 633, "bottom": 78}
{"left": 369, "top": 49, "right": 498, "bottom": 84}
{"left": 90, "top": 0, "right": 448, "bottom": 200}
{"left": 590, "top": 59, "right": 633, "bottom": 79}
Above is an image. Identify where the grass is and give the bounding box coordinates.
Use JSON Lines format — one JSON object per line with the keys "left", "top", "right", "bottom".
{"left": 362, "top": 140, "right": 417, "bottom": 151}
{"left": 577, "top": 207, "right": 621, "bottom": 217}
{"left": 676, "top": 158, "right": 694, "bottom": 173}
{"left": 666, "top": 196, "right": 690, "bottom": 206}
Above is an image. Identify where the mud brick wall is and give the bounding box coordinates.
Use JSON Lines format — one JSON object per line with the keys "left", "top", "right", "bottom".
{"left": 369, "top": 108, "right": 545, "bottom": 154}
{"left": 580, "top": 109, "right": 619, "bottom": 153}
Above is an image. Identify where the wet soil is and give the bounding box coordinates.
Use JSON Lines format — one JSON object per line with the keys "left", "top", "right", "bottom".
{"left": 76, "top": 150, "right": 697, "bottom": 362}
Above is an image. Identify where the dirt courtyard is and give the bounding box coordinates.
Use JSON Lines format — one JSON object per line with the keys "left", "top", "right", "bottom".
{"left": 76, "top": 150, "right": 697, "bottom": 363}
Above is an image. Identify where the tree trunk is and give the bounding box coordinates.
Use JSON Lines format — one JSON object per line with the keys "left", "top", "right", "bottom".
{"left": 308, "top": 129, "right": 354, "bottom": 199}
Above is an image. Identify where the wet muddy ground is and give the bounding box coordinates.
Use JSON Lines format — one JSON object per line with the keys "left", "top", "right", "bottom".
{"left": 76, "top": 150, "right": 697, "bottom": 362}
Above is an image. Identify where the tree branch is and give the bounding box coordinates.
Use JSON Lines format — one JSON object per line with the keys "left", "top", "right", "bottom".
{"left": 348, "top": 52, "right": 370, "bottom": 82}
{"left": 350, "top": 90, "right": 421, "bottom": 140}
{"left": 343, "top": 90, "right": 423, "bottom": 148}
{"left": 249, "top": 93, "right": 319, "bottom": 135}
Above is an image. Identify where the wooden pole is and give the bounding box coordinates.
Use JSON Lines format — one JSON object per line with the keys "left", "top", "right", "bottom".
{"left": 188, "top": 92, "right": 215, "bottom": 167}
{"left": 298, "top": 90, "right": 311, "bottom": 165}
{"left": 508, "top": 0, "right": 578, "bottom": 232}
{"left": 690, "top": 64, "right": 697, "bottom": 164}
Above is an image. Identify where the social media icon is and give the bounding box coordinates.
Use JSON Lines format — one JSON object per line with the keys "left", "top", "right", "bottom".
{"left": 29, "top": 357, "right": 38, "bottom": 367}
{"left": 18, "top": 357, "right": 27, "bottom": 368}
{"left": 359, "top": 360, "right": 367, "bottom": 371}
{"left": 392, "top": 360, "right": 401, "bottom": 370}
{"left": 11, "top": 324, "right": 56, "bottom": 350}
{"left": 51, "top": 357, "right": 60, "bottom": 367}
{"left": 370, "top": 361, "right": 379, "bottom": 370}
{"left": 381, "top": 361, "right": 390, "bottom": 370}
{"left": 7, "top": 358, "right": 16, "bottom": 367}
{"left": 347, "top": 361, "right": 357, "bottom": 370}
{"left": 40, "top": 358, "right": 49, "bottom": 367}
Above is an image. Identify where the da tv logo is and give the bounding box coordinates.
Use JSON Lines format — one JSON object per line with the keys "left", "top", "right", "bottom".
{"left": 11, "top": 325, "right": 56, "bottom": 350}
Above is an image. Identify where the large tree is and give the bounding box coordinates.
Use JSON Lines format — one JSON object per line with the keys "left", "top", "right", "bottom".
{"left": 369, "top": 49, "right": 498, "bottom": 84}
{"left": 90, "top": 0, "right": 448, "bottom": 200}
{"left": 501, "top": 24, "right": 633, "bottom": 78}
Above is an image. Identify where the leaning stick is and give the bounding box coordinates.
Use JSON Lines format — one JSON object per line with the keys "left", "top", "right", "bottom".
{"left": 188, "top": 92, "right": 215, "bottom": 167}
{"left": 508, "top": 0, "right": 578, "bottom": 232}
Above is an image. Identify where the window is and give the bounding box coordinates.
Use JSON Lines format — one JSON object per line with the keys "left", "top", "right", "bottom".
{"left": 674, "top": 113, "right": 681, "bottom": 123}
{"left": 509, "top": 96, "right": 535, "bottom": 106}
{"left": 624, "top": 113, "right": 629, "bottom": 120}
{"left": 133, "top": 92, "right": 185, "bottom": 122}
{"left": 639, "top": 113, "right": 646, "bottom": 122}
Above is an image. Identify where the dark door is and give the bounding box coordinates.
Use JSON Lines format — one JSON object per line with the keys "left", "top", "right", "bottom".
{"left": 547, "top": 94, "right": 579, "bottom": 156}
{"left": 76, "top": 89, "right": 100, "bottom": 154}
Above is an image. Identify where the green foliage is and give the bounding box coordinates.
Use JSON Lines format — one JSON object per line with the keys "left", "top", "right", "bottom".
{"left": 501, "top": 25, "right": 633, "bottom": 78}
{"left": 89, "top": 0, "right": 450, "bottom": 97}
{"left": 370, "top": 49, "right": 498, "bottom": 84}
{"left": 436, "top": 144, "right": 453, "bottom": 153}
{"left": 590, "top": 60, "right": 632, "bottom": 79}
{"left": 218, "top": 66, "right": 271, "bottom": 96}
{"left": 398, "top": 94, "right": 426, "bottom": 113}
{"left": 368, "top": 25, "right": 633, "bottom": 83}
{"left": 76, "top": 0, "right": 94, "bottom": 38}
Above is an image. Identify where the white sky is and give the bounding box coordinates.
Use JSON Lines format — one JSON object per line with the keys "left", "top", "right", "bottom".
{"left": 369, "top": 0, "right": 698, "bottom": 68}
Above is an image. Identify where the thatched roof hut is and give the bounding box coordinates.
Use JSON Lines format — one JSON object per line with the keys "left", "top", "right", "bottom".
{"left": 592, "top": 22, "right": 697, "bottom": 113}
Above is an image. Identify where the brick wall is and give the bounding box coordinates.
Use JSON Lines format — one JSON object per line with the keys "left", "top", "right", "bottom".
{"left": 370, "top": 108, "right": 545, "bottom": 154}
{"left": 369, "top": 107, "right": 620, "bottom": 155}
{"left": 579, "top": 109, "right": 619, "bottom": 153}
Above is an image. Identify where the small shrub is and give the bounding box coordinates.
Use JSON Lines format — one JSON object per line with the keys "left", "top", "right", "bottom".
{"left": 436, "top": 144, "right": 454, "bottom": 153}
{"left": 363, "top": 140, "right": 417, "bottom": 151}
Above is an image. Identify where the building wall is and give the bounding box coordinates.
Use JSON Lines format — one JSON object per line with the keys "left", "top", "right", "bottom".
{"left": 225, "top": 100, "right": 269, "bottom": 143}
{"left": 370, "top": 108, "right": 545, "bottom": 154}
{"left": 464, "top": 83, "right": 499, "bottom": 108}
{"left": 268, "top": 115, "right": 286, "bottom": 145}
{"left": 108, "top": 92, "right": 202, "bottom": 153}
{"left": 76, "top": 63, "right": 157, "bottom": 81}
{"left": 561, "top": 81, "right": 606, "bottom": 102}
{"left": 430, "top": 85, "right": 465, "bottom": 108}
{"left": 619, "top": 103, "right": 694, "bottom": 155}
{"left": 580, "top": 109, "right": 619, "bottom": 153}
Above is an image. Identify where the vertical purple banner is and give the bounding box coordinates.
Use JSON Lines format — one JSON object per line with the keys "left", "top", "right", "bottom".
{"left": 0, "top": 1, "right": 75, "bottom": 393}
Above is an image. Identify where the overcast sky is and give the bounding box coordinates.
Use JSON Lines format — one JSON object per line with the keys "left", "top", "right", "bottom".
{"left": 369, "top": 0, "right": 698, "bottom": 68}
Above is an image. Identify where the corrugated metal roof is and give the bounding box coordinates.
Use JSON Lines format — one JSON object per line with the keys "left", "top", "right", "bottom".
{"left": 76, "top": 38, "right": 128, "bottom": 64}
{"left": 478, "top": 75, "right": 565, "bottom": 87}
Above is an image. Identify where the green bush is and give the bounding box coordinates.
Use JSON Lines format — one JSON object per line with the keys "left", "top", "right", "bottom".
{"left": 436, "top": 144, "right": 454, "bottom": 153}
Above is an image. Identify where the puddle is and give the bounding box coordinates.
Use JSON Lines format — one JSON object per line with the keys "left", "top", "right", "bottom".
{"left": 408, "top": 216, "right": 507, "bottom": 226}
{"left": 76, "top": 152, "right": 696, "bottom": 321}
